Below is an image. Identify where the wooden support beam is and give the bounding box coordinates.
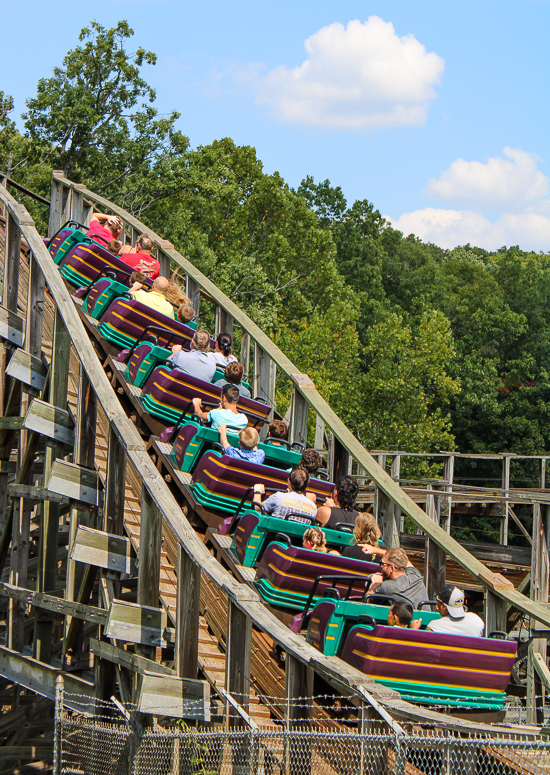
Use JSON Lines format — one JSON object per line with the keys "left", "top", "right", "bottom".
{"left": 48, "top": 174, "right": 64, "bottom": 237}
{"left": 25, "top": 254, "right": 45, "bottom": 359}
{"left": 0, "top": 306, "right": 24, "bottom": 348}
{"left": 176, "top": 545, "right": 200, "bottom": 680}
{"left": 186, "top": 276, "right": 201, "bottom": 319}
{"left": 5, "top": 348, "right": 47, "bottom": 393}
{"left": 22, "top": 398, "right": 74, "bottom": 446}
{"left": 225, "top": 601, "right": 252, "bottom": 720}
{"left": 289, "top": 375, "right": 312, "bottom": 447}
{"left": 46, "top": 460, "right": 102, "bottom": 507}
{"left": 104, "top": 425, "right": 127, "bottom": 536}
{"left": 136, "top": 672, "right": 210, "bottom": 720}
{"left": 215, "top": 306, "right": 234, "bottom": 338}
{"left": 0, "top": 644, "right": 95, "bottom": 714}
{"left": 285, "top": 654, "right": 312, "bottom": 775}
{"left": 156, "top": 240, "right": 172, "bottom": 279}
{"left": 137, "top": 487, "right": 162, "bottom": 611}
{"left": 8, "top": 500, "right": 30, "bottom": 652}
{"left": 70, "top": 525, "right": 137, "bottom": 575}
{"left": 253, "top": 343, "right": 275, "bottom": 439}
{"left": 90, "top": 638, "right": 174, "bottom": 676}
{"left": 240, "top": 331, "right": 250, "bottom": 379}
{"left": 314, "top": 414, "right": 325, "bottom": 453}
{"left": 3, "top": 212, "right": 21, "bottom": 313}
{"left": 0, "top": 581, "right": 107, "bottom": 624}
{"left": 105, "top": 599, "right": 167, "bottom": 647}
{"left": 501, "top": 455, "right": 511, "bottom": 546}
{"left": 332, "top": 436, "right": 351, "bottom": 482}
{"left": 35, "top": 307, "right": 70, "bottom": 664}
{"left": 527, "top": 502, "right": 549, "bottom": 724}
{"left": 7, "top": 484, "right": 68, "bottom": 504}
{"left": 424, "top": 485, "right": 446, "bottom": 600}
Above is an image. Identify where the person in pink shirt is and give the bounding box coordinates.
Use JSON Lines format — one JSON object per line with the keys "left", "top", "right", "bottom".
{"left": 88, "top": 213, "right": 123, "bottom": 245}
{"left": 119, "top": 234, "right": 160, "bottom": 280}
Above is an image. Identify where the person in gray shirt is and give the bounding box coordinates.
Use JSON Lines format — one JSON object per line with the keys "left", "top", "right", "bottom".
{"left": 366, "top": 547, "right": 428, "bottom": 610}
{"left": 214, "top": 361, "right": 250, "bottom": 398}
{"left": 169, "top": 329, "right": 216, "bottom": 383}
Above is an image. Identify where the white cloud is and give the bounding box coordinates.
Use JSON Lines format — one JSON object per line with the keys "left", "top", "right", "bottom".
{"left": 388, "top": 208, "right": 550, "bottom": 252}
{"left": 425, "top": 147, "right": 549, "bottom": 210}
{"left": 255, "top": 17, "right": 444, "bottom": 129}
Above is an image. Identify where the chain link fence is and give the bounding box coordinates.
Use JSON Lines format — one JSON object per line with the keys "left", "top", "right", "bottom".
{"left": 55, "top": 691, "right": 550, "bottom": 775}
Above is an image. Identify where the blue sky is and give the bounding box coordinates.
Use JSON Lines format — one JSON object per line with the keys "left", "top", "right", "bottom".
{"left": 2, "top": 0, "right": 549, "bottom": 250}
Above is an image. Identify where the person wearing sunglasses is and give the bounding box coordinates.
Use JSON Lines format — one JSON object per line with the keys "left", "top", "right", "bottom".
{"left": 366, "top": 547, "right": 428, "bottom": 610}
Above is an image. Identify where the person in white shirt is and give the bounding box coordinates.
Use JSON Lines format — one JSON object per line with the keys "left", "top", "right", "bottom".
{"left": 411, "top": 584, "right": 484, "bottom": 638}
{"left": 252, "top": 467, "right": 317, "bottom": 520}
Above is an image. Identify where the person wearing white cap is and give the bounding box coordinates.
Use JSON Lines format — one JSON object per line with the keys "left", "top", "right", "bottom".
{"left": 422, "top": 584, "right": 484, "bottom": 637}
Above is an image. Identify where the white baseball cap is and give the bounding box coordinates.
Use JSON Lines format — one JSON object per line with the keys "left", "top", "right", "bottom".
{"left": 438, "top": 585, "right": 466, "bottom": 619}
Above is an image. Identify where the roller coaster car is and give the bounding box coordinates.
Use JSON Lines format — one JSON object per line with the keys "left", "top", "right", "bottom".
{"left": 58, "top": 240, "right": 138, "bottom": 287}
{"left": 305, "top": 592, "right": 440, "bottom": 656}
{"left": 169, "top": 420, "right": 302, "bottom": 474}
{"left": 97, "top": 298, "right": 193, "bottom": 352}
{"left": 340, "top": 622, "right": 517, "bottom": 709}
{"left": 140, "top": 366, "right": 271, "bottom": 428}
{"left": 254, "top": 539, "right": 378, "bottom": 611}
{"left": 191, "top": 452, "right": 333, "bottom": 516}
{"left": 230, "top": 509, "right": 355, "bottom": 567}
{"left": 48, "top": 222, "right": 90, "bottom": 264}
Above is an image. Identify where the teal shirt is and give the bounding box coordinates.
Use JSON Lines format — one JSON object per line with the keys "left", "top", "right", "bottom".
{"left": 207, "top": 407, "right": 248, "bottom": 431}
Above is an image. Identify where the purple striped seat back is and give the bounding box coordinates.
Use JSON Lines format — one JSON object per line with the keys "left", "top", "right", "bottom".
{"left": 48, "top": 227, "right": 73, "bottom": 260}
{"left": 340, "top": 624, "right": 517, "bottom": 691}
{"left": 307, "top": 600, "right": 338, "bottom": 652}
{"left": 98, "top": 300, "right": 195, "bottom": 349}
{"left": 59, "top": 242, "right": 133, "bottom": 285}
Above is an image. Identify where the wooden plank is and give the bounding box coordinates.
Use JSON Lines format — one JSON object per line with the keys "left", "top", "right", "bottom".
{"left": 0, "top": 306, "right": 24, "bottom": 348}
{"left": 289, "top": 382, "right": 310, "bottom": 447}
{"left": 176, "top": 545, "right": 200, "bottom": 680}
{"left": 0, "top": 416, "right": 24, "bottom": 429}
{"left": 45, "top": 460, "right": 102, "bottom": 506}
{"left": 8, "top": 499, "right": 29, "bottom": 652}
{"left": 3, "top": 211, "right": 21, "bottom": 313}
{"left": 136, "top": 671, "right": 211, "bottom": 721}
{"left": 104, "top": 425, "right": 127, "bottom": 536}
{"left": 25, "top": 254, "right": 45, "bottom": 359}
{"left": 105, "top": 599, "right": 167, "bottom": 647}
{"left": 0, "top": 581, "right": 107, "bottom": 624}
{"left": 7, "top": 484, "right": 68, "bottom": 504}
{"left": 0, "top": 645, "right": 95, "bottom": 714}
{"left": 90, "top": 637, "right": 174, "bottom": 676}
{"left": 5, "top": 348, "right": 47, "bottom": 392}
{"left": 225, "top": 600, "right": 251, "bottom": 719}
{"left": 137, "top": 486, "right": 162, "bottom": 613}
{"left": 70, "top": 525, "right": 137, "bottom": 575}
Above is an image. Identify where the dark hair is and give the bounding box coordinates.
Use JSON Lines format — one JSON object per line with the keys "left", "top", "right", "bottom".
{"left": 224, "top": 361, "right": 244, "bottom": 384}
{"left": 390, "top": 601, "right": 414, "bottom": 626}
{"left": 334, "top": 475, "right": 358, "bottom": 511}
{"left": 217, "top": 332, "right": 232, "bottom": 358}
{"left": 107, "top": 239, "right": 122, "bottom": 255}
{"left": 268, "top": 420, "right": 288, "bottom": 440}
{"left": 138, "top": 234, "right": 153, "bottom": 251}
{"left": 300, "top": 449, "right": 323, "bottom": 475}
{"left": 289, "top": 466, "right": 309, "bottom": 493}
{"left": 222, "top": 384, "right": 240, "bottom": 405}
{"left": 130, "top": 270, "right": 147, "bottom": 285}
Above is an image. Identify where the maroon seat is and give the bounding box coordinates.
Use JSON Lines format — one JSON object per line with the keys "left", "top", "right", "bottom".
{"left": 58, "top": 241, "right": 136, "bottom": 286}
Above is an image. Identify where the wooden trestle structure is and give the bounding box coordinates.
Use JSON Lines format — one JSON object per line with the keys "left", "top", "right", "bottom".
{"left": 0, "top": 172, "right": 549, "bottom": 768}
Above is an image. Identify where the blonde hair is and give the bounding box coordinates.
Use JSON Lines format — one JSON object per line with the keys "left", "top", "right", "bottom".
{"left": 303, "top": 527, "right": 328, "bottom": 552}
{"left": 166, "top": 282, "right": 191, "bottom": 307}
{"left": 239, "top": 426, "right": 259, "bottom": 451}
{"left": 353, "top": 514, "right": 381, "bottom": 546}
{"left": 192, "top": 329, "right": 211, "bottom": 352}
{"left": 384, "top": 547, "right": 409, "bottom": 572}
{"left": 177, "top": 304, "right": 195, "bottom": 324}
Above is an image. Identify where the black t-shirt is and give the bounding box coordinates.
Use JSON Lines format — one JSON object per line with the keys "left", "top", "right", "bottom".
{"left": 326, "top": 507, "right": 359, "bottom": 530}
{"left": 342, "top": 544, "right": 381, "bottom": 563}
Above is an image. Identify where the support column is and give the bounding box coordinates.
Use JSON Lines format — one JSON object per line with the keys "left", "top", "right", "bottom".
{"left": 186, "top": 277, "right": 201, "bottom": 320}
{"left": 69, "top": 184, "right": 87, "bottom": 225}
{"left": 34, "top": 308, "right": 70, "bottom": 664}
{"left": 157, "top": 240, "right": 173, "bottom": 279}
{"left": 176, "top": 545, "right": 201, "bottom": 680}
{"left": 285, "top": 654, "right": 312, "bottom": 775}
{"left": 500, "top": 455, "right": 511, "bottom": 546}
{"left": 48, "top": 173, "right": 65, "bottom": 238}
{"left": 240, "top": 332, "right": 250, "bottom": 379}
{"left": 253, "top": 344, "right": 276, "bottom": 439}
{"left": 424, "top": 484, "right": 446, "bottom": 600}
{"left": 215, "top": 307, "right": 234, "bottom": 339}
{"left": 527, "top": 502, "right": 549, "bottom": 724}
{"left": 225, "top": 601, "right": 252, "bottom": 718}
{"left": 136, "top": 487, "right": 162, "bottom": 660}
{"left": 442, "top": 453, "right": 455, "bottom": 534}
{"left": 289, "top": 379, "right": 311, "bottom": 448}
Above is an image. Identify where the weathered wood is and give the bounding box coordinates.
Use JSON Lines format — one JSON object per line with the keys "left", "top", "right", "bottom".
{"left": 253, "top": 343, "right": 276, "bottom": 436}
{"left": 70, "top": 525, "right": 137, "bottom": 575}
{"left": 289, "top": 376, "right": 312, "bottom": 447}
{"left": 137, "top": 486, "right": 162, "bottom": 611}
{"left": 442, "top": 454, "right": 455, "bottom": 533}
{"left": 5, "top": 348, "right": 47, "bottom": 392}
{"left": 137, "top": 671, "right": 210, "bottom": 720}
{"left": 104, "top": 599, "right": 167, "bottom": 646}
{"left": 0, "top": 645, "right": 95, "bottom": 714}
{"left": 0, "top": 416, "right": 24, "bottom": 429}
{"left": 8, "top": 499, "right": 29, "bottom": 652}
{"left": 69, "top": 183, "right": 86, "bottom": 225}
{"left": 314, "top": 414, "right": 325, "bottom": 452}
{"left": 104, "top": 425, "right": 127, "bottom": 536}
{"left": 240, "top": 331, "right": 250, "bottom": 379}
{"left": 215, "top": 306, "right": 234, "bottom": 339}
{"left": 176, "top": 544, "right": 200, "bottom": 680}
{"left": 46, "top": 460, "right": 102, "bottom": 506}
{"left": 7, "top": 484, "right": 68, "bottom": 504}
{"left": 48, "top": 174, "right": 64, "bottom": 237}
{"left": 225, "top": 601, "right": 252, "bottom": 721}
{"left": 90, "top": 638, "right": 174, "bottom": 676}
{"left": 186, "top": 276, "right": 201, "bottom": 319}
{"left": 501, "top": 455, "right": 511, "bottom": 546}
{"left": 484, "top": 590, "right": 508, "bottom": 635}
{"left": 527, "top": 502, "right": 549, "bottom": 724}
{"left": 156, "top": 240, "right": 172, "bottom": 279}
{"left": 0, "top": 582, "right": 107, "bottom": 624}
{"left": 3, "top": 211, "right": 21, "bottom": 313}
{"left": 424, "top": 485, "right": 446, "bottom": 599}
{"left": 285, "top": 654, "right": 312, "bottom": 774}
{"left": 0, "top": 306, "right": 24, "bottom": 348}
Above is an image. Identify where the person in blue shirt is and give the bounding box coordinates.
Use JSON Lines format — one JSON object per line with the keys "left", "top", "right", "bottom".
{"left": 192, "top": 384, "right": 248, "bottom": 431}
{"left": 218, "top": 424, "right": 265, "bottom": 464}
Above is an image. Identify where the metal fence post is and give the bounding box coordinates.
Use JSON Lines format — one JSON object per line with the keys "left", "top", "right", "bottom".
{"left": 53, "top": 674, "right": 64, "bottom": 775}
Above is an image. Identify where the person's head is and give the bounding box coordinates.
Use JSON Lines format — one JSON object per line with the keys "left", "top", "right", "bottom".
{"left": 107, "top": 239, "right": 122, "bottom": 255}
{"left": 177, "top": 304, "right": 195, "bottom": 324}
{"left": 353, "top": 514, "right": 381, "bottom": 546}
{"left": 300, "top": 449, "right": 323, "bottom": 476}
{"left": 239, "top": 426, "right": 259, "bottom": 451}
{"left": 129, "top": 270, "right": 147, "bottom": 286}
{"left": 221, "top": 383, "right": 240, "bottom": 407}
{"left": 136, "top": 234, "right": 153, "bottom": 253}
{"left": 224, "top": 361, "right": 244, "bottom": 385}
{"left": 288, "top": 466, "right": 309, "bottom": 494}
{"left": 153, "top": 276, "right": 170, "bottom": 295}
{"left": 380, "top": 548, "right": 408, "bottom": 580}
{"left": 107, "top": 216, "right": 123, "bottom": 237}
{"left": 436, "top": 585, "right": 466, "bottom": 620}
{"left": 268, "top": 420, "right": 288, "bottom": 441}
{"left": 191, "top": 329, "right": 211, "bottom": 352}
{"left": 333, "top": 475, "right": 359, "bottom": 511}
{"left": 387, "top": 601, "right": 414, "bottom": 627}
{"left": 302, "top": 527, "right": 328, "bottom": 552}
{"left": 216, "top": 332, "right": 233, "bottom": 358}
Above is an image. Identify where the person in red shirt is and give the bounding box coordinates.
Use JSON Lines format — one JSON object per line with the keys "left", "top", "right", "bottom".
{"left": 119, "top": 234, "right": 160, "bottom": 280}
{"left": 88, "top": 213, "right": 123, "bottom": 245}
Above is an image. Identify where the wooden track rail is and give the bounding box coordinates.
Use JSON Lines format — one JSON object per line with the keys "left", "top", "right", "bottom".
{"left": 0, "top": 176, "right": 546, "bottom": 742}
